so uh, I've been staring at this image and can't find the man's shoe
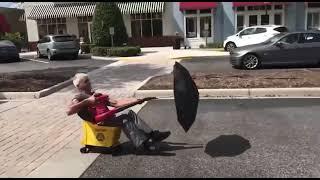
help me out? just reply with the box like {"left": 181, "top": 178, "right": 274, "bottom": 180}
{"left": 149, "top": 130, "right": 171, "bottom": 142}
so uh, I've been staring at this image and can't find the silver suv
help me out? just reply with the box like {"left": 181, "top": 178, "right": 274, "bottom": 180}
{"left": 37, "top": 34, "right": 80, "bottom": 60}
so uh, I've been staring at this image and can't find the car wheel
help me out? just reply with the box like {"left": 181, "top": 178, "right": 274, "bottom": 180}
{"left": 242, "top": 54, "right": 260, "bottom": 70}
{"left": 15, "top": 57, "right": 21, "bottom": 62}
{"left": 226, "top": 42, "right": 236, "bottom": 52}
{"left": 72, "top": 53, "right": 78, "bottom": 60}
{"left": 47, "top": 50, "right": 54, "bottom": 61}
{"left": 37, "top": 49, "right": 43, "bottom": 58}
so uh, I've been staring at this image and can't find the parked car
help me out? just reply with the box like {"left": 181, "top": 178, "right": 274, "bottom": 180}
{"left": 230, "top": 31, "right": 320, "bottom": 70}
{"left": 224, "top": 25, "right": 288, "bottom": 52}
{"left": 37, "top": 34, "right": 80, "bottom": 60}
{"left": 0, "top": 40, "right": 20, "bottom": 63}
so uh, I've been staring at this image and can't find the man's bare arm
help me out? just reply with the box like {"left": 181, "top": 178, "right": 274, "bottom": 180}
{"left": 66, "top": 98, "right": 90, "bottom": 116}
{"left": 108, "top": 98, "right": 139, "bottom": 108}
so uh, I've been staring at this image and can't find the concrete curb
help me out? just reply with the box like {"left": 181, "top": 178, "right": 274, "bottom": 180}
{"left": 91, "top": 56, "right": 119, "bottom": 61}
{"left": 133, "top": 88, "right": 320, "bottom": 99}
{"left": 0, "top": 79, "right": 73, "bottom": 100}
{"left": 0, "top": 60, "right": 124, "bottom": 100}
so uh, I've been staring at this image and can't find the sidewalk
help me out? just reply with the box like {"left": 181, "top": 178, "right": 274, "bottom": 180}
{"left": 0, "top": 54, "right": 173, "bottom": 177}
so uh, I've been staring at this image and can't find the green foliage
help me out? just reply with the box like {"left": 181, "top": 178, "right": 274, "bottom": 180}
{"left": 0, "top": 32, "right": 25, "bottom": 51}
{"left": 92, "top": 2, "right": 128, "bottom": 47}
{"left": 91, "top": 46, "right": 141, "bottom": 57}
{"left": 199, "top": 44, "right": 205, "bottom": 48}
{"left": 80, "top": 43, "right": 95, "bottom": 54}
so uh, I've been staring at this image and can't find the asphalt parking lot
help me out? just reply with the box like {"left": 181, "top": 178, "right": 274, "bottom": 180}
{"left": 81, "top": 98, "right": 320, "bottom": 178}
{"left": 0, "top": 54, "right": 116, "bottom": 73}
{"left": 179, "top": 56, "right": 320, "bottom": 74}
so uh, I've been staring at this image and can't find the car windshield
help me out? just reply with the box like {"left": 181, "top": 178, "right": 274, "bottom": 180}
{"left": 263, "top": 33, "right": 286, "bottom": 44}
{"left": 53, "top": 36, "right": 74, "bottom": 42}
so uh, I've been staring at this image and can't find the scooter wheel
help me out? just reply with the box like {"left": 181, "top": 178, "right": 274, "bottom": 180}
{"left": 80, "top": 147, "right": 90, "bottom": 153}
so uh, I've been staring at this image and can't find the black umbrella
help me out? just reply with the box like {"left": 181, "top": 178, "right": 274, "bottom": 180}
{"left": 173, "top": 61, "right": 199, "bottom": 132}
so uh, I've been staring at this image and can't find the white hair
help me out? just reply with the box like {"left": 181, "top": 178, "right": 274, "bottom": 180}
{"left": 73, "top": 73, "right": 89, "bottom": 88}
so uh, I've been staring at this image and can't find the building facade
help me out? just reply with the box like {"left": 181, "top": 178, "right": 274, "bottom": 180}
{"left": 22, "top": 2, "right": 320, "bottom": 50}
{"left": 0, "top": 7, "right": 26, "bottom": 36}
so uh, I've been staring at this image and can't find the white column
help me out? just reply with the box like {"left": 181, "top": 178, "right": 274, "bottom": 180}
{"left": 197, "top": 10, "right": 200, "bottom": 38}
{"left": 122, "top": 14, "right": 132, "bottom": 37}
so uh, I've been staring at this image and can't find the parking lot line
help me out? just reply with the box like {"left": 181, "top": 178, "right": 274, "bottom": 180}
{"left": 25, "top": 58, "right": 49, "bottom": 64}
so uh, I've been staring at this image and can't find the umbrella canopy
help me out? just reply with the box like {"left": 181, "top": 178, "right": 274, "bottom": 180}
{"left": 173, "top": 62, "right": 199, "bottom": 132}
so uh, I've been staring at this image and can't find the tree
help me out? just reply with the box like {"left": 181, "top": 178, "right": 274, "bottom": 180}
{"left": 92, "top": 2, "right": 128, "bottom": 47}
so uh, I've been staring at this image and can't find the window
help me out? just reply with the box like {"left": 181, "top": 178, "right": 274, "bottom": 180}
{"left": 273, "top": 27, "right": 288, "bottom": 33}
{"left": 200, "top": 16, "right": 211, "bottom": 37}
{"left": 301, "top": 33, "right": 320, "bottom": 43}
{"left": 142, "top": 19, "right": 152, "bottom": 37}
{"left": 152, "top": 19, "right": 162, "bottom": 36}
{"left": 248, "top": 5, "right": 271, "bottom": 11}
{"left": 186, "top": 17, "right": 197, "bottom": 38}
{"left": 261, "top": 15, "right": 269, "bottom": 25}
{"left": 53, "top": 35, "right": 74, "bottom": 42}
{"left": 185, "top": 10, "right": 197, "bottom": 14}
{"left": 237, "top": 15, "right": 244, "bottom": 32}
{"left": 236, "top": 6, "right": 245, "bottom": 11}
{"left": 131, "top": 20, "right": 141, "bottom": 37}
{"left": 239, "top": 28, "right": 256, "bottom": 36}
{"left": 274, "top": 5, "right": 283, "bottom": 10}
{"left": 308, "top": 3, "right": 320, "bottom": 8}
{"left": 249, "top": 15, "right": 257, "bottom": 26}
{"left": 307, "top": 13, "right": 320, "bottom": 30}
{"left": 130, "top": 13, "right": 163, "bottom": 38}
{"left": 77, "top": 16, "right": 93, "bottom": 43}
{"left": 280, "top": 34, "right": 299, "bottom": 44}
{"left": 274, "top": 14, "right": 282, "bottom": 25}
{"left": 37, "top": 18, "right": 67, "bottom": 39}
{"left": 255, "top": 28, "right": 267, "bottom": 34}
{"left": 200, "top": 9, "right": 211, "bottom": 14}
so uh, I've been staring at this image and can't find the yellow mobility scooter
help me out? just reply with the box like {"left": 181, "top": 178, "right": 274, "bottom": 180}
{"left": 78, "top": 97, "right": 157, "bottom": 154}
{"left": 80, "top": 120, "right": 122, "bottom": 154}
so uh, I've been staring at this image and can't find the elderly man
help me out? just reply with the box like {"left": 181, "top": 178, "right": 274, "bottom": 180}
{"left": 66, "top": 73, "right": 171, "bottom": 153}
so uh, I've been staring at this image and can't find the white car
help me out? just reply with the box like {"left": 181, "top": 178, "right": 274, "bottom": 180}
{"left": 223, "top": 25, "right": 288, "bottom": 52}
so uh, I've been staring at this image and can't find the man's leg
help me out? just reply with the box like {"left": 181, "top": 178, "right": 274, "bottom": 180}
{"left": 98, "top": 112, "right": 149, "bottom": 149}
{"left": 127, "top": 110, "right": 171, "bottom": 143}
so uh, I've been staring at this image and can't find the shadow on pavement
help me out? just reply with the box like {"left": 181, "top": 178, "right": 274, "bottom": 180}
{"left": 205, "top": 134, "right": 251, "bottom": 158}
{"left": 91, "top": 141, "right": 203, "bottom": 157}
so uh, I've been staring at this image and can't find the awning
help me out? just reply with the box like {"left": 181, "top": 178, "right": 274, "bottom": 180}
{"left": 117, "top": 2, "right": 164, "bottom": 14}
{"left": 233, "top": 2, "right": 272, "bottom": 7}
{"left": 28, "top": 2, "right": 165, "bottom": 20}
{"left": 179, "top": 2, "right": 218, "bottom": 11}
{"left": 28, "top": 2, "right": 96, "bottom": 19}
{"left": 233, "top": 2, "right": 287, "bottom": 7}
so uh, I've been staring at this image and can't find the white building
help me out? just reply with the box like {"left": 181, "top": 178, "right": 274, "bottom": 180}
{"left": 22, "top": 2, "right": 317, "bottom": 50}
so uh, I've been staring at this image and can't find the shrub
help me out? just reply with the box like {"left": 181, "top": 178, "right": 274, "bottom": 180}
{"left": 92, "top": 2, "right": 128, "bottom": 47}
{"left": 91, "top": 46, "right": 141, "bottom": 57}
{"left": 0, "top": 32, "right": 25, "bottom": 52}
{"left": 206, "top": 42, "right": 223, "bottom": 48}
{"left": 199, "top": 44, "right": 205, "bottom": 48}
{"left": 80, "top": 44, "right": 95, "bottom": 54}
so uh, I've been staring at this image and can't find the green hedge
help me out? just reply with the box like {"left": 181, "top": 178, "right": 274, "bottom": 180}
{"left": 80, "top": 44, "right": 95, "bottom": 54}
{"left": 91, "top": 46, "right": 141, "bottom": 57}
{"left": 0, "top": 32, "right": 25, "bottom": 52}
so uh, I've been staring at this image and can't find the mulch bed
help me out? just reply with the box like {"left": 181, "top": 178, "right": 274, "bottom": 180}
{"left": 0, "top": 67, "right": 98, "bottom": 92}
{"left": 140, "top": 69, "right": 320, "bottom": 90}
